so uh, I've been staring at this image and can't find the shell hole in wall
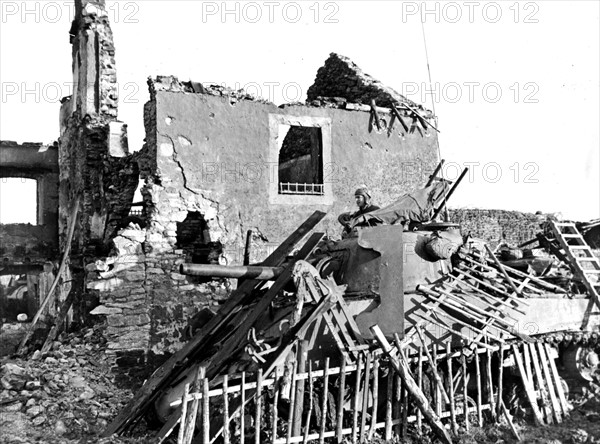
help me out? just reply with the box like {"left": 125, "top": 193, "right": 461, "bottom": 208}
{"left": 176, "top": 212, "right": 223, "bottom": 283}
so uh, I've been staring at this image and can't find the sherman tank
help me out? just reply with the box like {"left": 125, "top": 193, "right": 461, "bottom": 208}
{"left": 152, "top": 216, "right": 599, "bottom": 424}
{"left": 105, "top": 178, "right": 600, "bottom": 442}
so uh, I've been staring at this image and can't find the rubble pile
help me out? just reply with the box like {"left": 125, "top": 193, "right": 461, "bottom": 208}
{"left": 149, "top": 75, "right": 274, "bottom": 105}
{"left": 0, "top": 324, "right": 150, "bottom": 444}
{"left": 86, "top": 219, "right": 229, "bottom": 379}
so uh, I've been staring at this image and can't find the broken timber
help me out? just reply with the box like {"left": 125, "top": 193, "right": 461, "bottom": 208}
{"left": 173, "top": 286, "right": 340, "bottom": 444}
{"left": 372, "top": 325, "right": 453, "bottom": 444}
{"left": 156, "top": 233, "right": 327, "bottom": 442}
{"left": 103, "top": 211, "right": 326, "bottom": 437}
{"left": 17, "top": 195, "right": 80, "bottom": 355}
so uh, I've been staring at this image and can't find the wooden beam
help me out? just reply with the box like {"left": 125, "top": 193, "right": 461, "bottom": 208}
{"left": 336, "top": 355, "right": 347, "bottom": 444}
{"left": 370, "top": 99, "right": 382, "bottom": 131}
{"left": 415, "top": 324, "right": 450, "bottom": 403}
{"left": 205, "top": 235, "right": 325, "bottom": 380}
{"left": 372, "top": 326, "right": 453, "bottom": 444}
{"left": 537, "top": 343, "right": 562, "bottom": 424}
{"left": 511, "top": 344, "right": 544, "bottom": 426}
{"left": 40, "top": 276, "right": 79, "bottom": 353}
{"left": 485, "top": 244, "right": 524, "bottom": 298}
{"left": 501, "top": 400, "right": 521, "bottom": 441}
{"left": 391, "top": 103, "right": 410, "bottom": 133}
{"left": 18, "top": 195, "right": 80, "bottom": 354}
{"left": 544, "top": 343, "right": 570, "bottom": 416}
{"left": 447, "top": 342, "right": 457, "bottom": 434}
{"left": 529, "top": 343, "right": 552, "bottom": 424}
{"left": 103, "top": 211, "right": 326, "bottom": 437}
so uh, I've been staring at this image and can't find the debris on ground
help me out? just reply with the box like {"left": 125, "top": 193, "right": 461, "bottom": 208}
{"left": 0, "top": 323, "right": 153, "bottom": 444}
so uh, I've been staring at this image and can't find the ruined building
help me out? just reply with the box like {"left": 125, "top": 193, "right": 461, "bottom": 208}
{"left": 3, "top": 2, "right": 600, "bottom": 444}
{"left": 1, "top": 0, "right": 440, "bottom": 376}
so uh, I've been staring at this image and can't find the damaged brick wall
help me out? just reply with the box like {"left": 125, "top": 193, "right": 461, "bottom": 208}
{"left": 87, "top": 221, "right": 229, "bottom": 380}
{"left": 56, "top": 0, "right": 140, "bottom": 340}
{"left": 60, "top": 0, "right": 137, "bottom": 258}
{"left": 307, "top": 53, "right": 427, "bottom": 112}
{"left": 69, "top": 0, "right": 118, "bottom": 117}
{"left": 82, "top": 47, "right": 441, "bottom": 378}
{"left": 59, "top": 116, "right": 137, "bottom": 258}
{"left": 142, "top": 74, "right": 439, "bottom": 243}
{"left": 449, "top": 208, "right": 545, "bottom": 247}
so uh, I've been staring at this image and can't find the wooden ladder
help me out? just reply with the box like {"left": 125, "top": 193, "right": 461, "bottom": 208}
{"left": 549, "top": 221, "right": 600, "bottom": 311}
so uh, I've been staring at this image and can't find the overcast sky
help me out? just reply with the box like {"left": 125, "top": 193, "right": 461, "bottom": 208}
{"left": 1, "top": 0, "right": 599, "bottom": 221}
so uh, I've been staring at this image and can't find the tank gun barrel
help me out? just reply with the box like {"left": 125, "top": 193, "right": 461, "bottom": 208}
{"left": 180, "top": 263, "right": 283, "bottom": 280}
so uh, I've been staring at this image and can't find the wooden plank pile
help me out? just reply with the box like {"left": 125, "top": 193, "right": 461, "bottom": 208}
{"left": 405, "top": 245, "right": 567, "bottom": 354}
{"left": 394, "top": 244, "right": 572, "bottom": 440}
{"left": 104, "top": 211, "right": 328, "bottom": 437}
{"left": 104, "top": 211, "right": 368, "bottom": 442}
{"left": 374, "top": 326, "right": 571, "bottom": 443}
{"left": 164, "top": 259, "right": 362, "bottom": 443}
{"left": 172, "top": 342, "right": 517, "bottom": 444}
{"left": 510, "top": 342, "right": 570, "bottom": 426}
{"left": 104, "top": 218, "right": 576, "bottom": 442}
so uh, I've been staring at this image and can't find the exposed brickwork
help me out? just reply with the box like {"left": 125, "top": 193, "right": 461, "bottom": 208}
{"left": 449, "top": 208, "right": 545, "bottom": 248}
{"left": 53, "top": 13, "right": 444, "bottom": 379}
{"left": 307, "top": 53, "right": 431, "bottom": 114}
{"left": 59, "top": 0, "right": 139, "bottom": 259}
{"left": 70, "top": 0, "right": 118, "bottom": 117}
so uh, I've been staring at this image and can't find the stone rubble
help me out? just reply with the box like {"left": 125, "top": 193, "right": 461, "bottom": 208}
{"left": 0, "top": 324, "right": 152, "bottom": 444}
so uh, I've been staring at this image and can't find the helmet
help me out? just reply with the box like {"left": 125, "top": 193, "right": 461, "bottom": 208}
{"left": 354, "top": 187, "right": 371, "bottom": 199}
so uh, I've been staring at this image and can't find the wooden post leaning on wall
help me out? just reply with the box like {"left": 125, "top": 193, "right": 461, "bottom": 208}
{"left": 18, "top": 195, "right": 80, "bottom": 354}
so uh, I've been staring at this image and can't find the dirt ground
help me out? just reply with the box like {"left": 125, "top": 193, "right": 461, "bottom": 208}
{"left": 0, "top": 324, "right": 152, "bottom": 444}
{"left": 1, "top": 324, "right": 599, "bottom": 444}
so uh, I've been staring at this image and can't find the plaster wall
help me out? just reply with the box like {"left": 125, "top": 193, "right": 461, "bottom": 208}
{"left": 87, "top": 86, "right": 439, "bottom": 378}
{"left": 149, "top": 90, "right": 440, "bottom": 261}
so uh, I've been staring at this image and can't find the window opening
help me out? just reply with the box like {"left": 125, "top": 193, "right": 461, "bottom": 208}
{"left": 0, "top": 178, "right": 37, "bottom": 225}
{"left": 278, "top": 126, "right": 324, "bottom": 196}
